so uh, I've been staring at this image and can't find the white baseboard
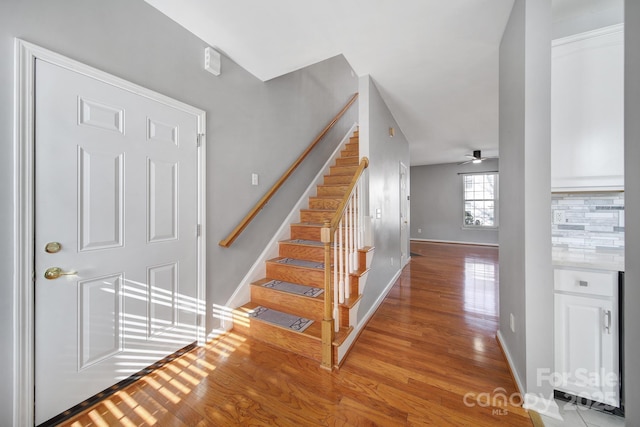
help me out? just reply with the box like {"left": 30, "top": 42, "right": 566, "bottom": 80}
{"left": 497, "top": 331, "right": 561, "bottom": 420}
{"left": 496, "top": 330, "right": 526, "bottom": 395}
{"left": 411, "top": 238, "right": 498, "bottom": 247}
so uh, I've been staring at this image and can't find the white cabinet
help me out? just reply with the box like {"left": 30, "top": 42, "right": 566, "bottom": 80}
{"left": 551, "top": 25, "right": 624, "bottom": 191}
{"left": 554, "top": 267, "right": 619, "bottom": 407}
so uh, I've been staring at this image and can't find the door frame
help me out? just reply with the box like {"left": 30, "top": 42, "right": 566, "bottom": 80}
{"left": 13, "top": 39, "right": 207, "bottom": 425}
{"left": 399, "top": 161, "right": 410, "bottom": 266}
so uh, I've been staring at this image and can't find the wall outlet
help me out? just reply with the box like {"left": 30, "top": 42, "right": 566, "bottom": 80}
{"left": 417, "top": 228, "right": 422, "bottom": 234}
{"left": 553, "top": 210, "right": 566, "bottom": 224}
{"left": 390, "top": 257, "right": 394, "bottom": 267}
{"left": 510, "top": 313, "right": 516, "bottom": 333}
{"left": 251, "top": 173, "right": 259, "bottom": 186}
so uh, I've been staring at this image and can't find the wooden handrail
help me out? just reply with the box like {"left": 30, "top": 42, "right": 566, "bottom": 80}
{"left": 219, "top": 92, "right": 359, "bottom": 247}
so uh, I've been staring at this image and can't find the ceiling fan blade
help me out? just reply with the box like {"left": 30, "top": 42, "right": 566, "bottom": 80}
{"left": 459, "top": 150, "right": 496, "bottom": 165}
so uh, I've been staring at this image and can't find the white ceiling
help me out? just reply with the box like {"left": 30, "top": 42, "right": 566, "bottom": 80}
{"left": 145, "top": 0, "right": 517, "bottom": 166}
{"left": 552, "top": 0, "right": 623, "bottom": 22}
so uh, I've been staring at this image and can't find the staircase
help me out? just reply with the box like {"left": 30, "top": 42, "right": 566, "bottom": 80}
{"left": 232, "top": 130, "right": 374, "bottom": 367}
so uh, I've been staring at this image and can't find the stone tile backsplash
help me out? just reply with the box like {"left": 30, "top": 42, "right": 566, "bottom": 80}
{"left": 552, "top": 192, "right": 625, "bottom": 250}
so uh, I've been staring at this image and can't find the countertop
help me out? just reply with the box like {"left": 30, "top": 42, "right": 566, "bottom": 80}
{"left": 552, "top": 247, "right": 625, "bottom": 272}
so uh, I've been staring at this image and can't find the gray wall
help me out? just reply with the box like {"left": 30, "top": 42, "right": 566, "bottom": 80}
{"left": 410, "top": 160, "right": 499, "bottom": 245}
{"left": 499, "top": 0, "right": 527, "bottom": 386}
{"left": 357, "top": 76, "right": 410, "bottom": 318}
{"left": 624, "top": 0, "right": 640, "bottom": 424}
{"left": 0, "top": 0, "right": 357, "bottom": 423}
{"left": 498, "top": 0, "right": 554, "bottom": 400}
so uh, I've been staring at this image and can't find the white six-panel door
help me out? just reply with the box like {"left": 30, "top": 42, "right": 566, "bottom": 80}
{"left": 400, "top": 162, "right": 409, "bottom": 265}
{"left": 34, "top": 58, "right": 202, "bottom": 424}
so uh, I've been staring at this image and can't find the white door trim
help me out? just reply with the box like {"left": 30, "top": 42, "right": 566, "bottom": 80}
{"left": 13, "top": 39, "right": 207, "bottom": 426}
{"left": 399, "top": 161, "right": 410, "bottom": 266}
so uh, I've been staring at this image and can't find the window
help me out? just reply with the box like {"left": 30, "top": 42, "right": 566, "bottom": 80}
{"left": 463, "top": 173, "right": 498, "bottom": 228}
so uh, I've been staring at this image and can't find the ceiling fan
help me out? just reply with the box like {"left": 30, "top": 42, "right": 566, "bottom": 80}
{"left": 458, "top": 150, "right": 497, "bottom": 165}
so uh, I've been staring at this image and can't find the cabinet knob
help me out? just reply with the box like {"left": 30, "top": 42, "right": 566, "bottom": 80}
{"left": 579, "top": 280, "right": 588, "bottom": 287}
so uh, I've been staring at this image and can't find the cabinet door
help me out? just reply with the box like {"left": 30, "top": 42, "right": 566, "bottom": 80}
{"left": 554, "top": 293, "right": 619, "bottom": 407}
{"left": 551, "top": 26, "right": 624, "bottom": 191}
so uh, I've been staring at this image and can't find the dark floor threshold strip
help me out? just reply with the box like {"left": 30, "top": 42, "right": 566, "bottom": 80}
{"left": 37, "top": 342, "right": 197, "bottom": 427}
{"left": 553, "top": 390, "right": 624, "bottom": 417}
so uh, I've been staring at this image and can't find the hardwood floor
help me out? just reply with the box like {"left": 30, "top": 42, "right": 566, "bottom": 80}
{"left": 59, "top": 241, "right": 532, "bottom": 426}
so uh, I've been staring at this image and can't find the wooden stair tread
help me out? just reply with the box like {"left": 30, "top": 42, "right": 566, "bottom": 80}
{"left": 252, "top": 277, "right": 360, "bottom": 309}
{"left": 250, "top": 280, "right": 324, "bottom": 322}
{"left": 330, "top": 166, "right": 358, "bottom": 173}
{"left": 251, "top": 278, "right": 324, "bottom": 295}
{"left": 333, "top": 326, "right": 354, "bottom": 346}
{"left": 341, "top": 294, "right": 363, "bottom": 309}
{"left": 235, "top": 302, "right": 321, "bottom": 339}
{"left": 278, "top": 239, "right": 324, "bottom": 262}
{"left": 323, "top": 174, "right": 354, "bottom": 184}
{"left": 351, "top": 267, "right": 370, "bottom": 278}
{"left": 291, "top": 222, "right": 358, "bottom": 232}
{"left": 317, "top": 183, "right": 350, "bottom": 188}
{"left": 251, "top": 285, "right": 323, "bottom": 302}
{"left": 281, "top": 239, "right": 324, "bottom": 247}
{"left": 237, "top": 302, "right": 353, "bottom": 349}
{"left": 300, "top": 208, "right": 335, "bottom": 213}
{"left": 281, "top": 239, "right": 374, "bottom": 250}
{"left": 266, "top": 257, "right": 324, "bottom": 270}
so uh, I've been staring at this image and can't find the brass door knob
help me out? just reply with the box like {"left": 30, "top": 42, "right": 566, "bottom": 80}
{"left": 45, "top": 242, "right": 62, "bottom": 253}
{"left": 44, "top": 267, "right": 77, "bottom": 280}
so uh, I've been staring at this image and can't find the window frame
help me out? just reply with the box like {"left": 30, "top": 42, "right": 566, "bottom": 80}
{"left": 462, "top": 172, "right": 499, "bottom": 230}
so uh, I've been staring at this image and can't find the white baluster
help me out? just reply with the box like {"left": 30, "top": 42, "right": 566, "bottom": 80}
{"left": 338, "top": 219, "right": 345, "bottom": 304}
{"left": 333, "top": 229, "right": 339, "bottom": 333}
{"left": 350, "top": 193, "right": 356, "bottom": 272}
{"left": 347, "top": 195, "right": 351, "bottom": 274}
{"left": 360, "top": 178, "right": 364, "bottom": 248}
{"left": 354, "top": 185, "right": 360, "bottom": 271}
{"left": 345, "top": 201, "right": 351, "bottom": 299}
{"left": 357, "top": 178, "right": 363, "bottom": 249}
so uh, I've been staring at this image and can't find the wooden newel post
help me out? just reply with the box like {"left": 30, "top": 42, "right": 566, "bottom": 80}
{"left": 320, "top": 221, "right": 334, "bottom": 370}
